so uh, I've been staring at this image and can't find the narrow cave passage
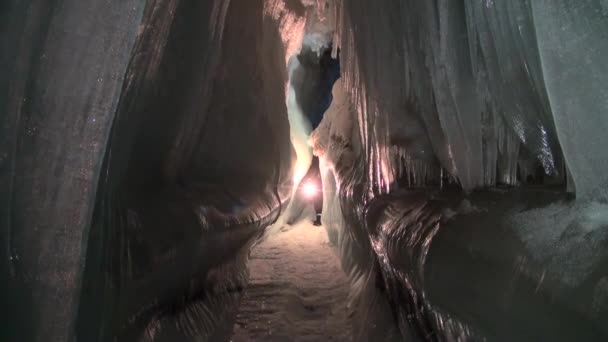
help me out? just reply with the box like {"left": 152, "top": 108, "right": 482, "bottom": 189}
{"left": 231, "top": 42, "right": 345, "bottom": 342}
{"left": 232, "top": 221, "right": 351, "bottom": 342}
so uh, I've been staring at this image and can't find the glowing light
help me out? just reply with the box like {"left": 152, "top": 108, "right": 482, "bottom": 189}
{"left": 302, "top": 181, "right": 318, "bottom": 198}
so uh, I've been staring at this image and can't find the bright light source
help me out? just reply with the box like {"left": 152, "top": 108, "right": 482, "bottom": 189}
{"left": 302, "top": 181, "right": 318, "bottom": 198}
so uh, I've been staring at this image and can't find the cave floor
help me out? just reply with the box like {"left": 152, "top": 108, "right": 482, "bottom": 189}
{"left": 231, "top": 221, "right": 352, "bottom": 342}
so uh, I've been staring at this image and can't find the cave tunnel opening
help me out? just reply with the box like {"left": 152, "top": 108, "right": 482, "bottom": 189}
{"left": 293, "top": 46, "right": 341, "bottom": 131}
{"left": 285, "top": 44, "right": 341, "bottom": 226}
{"left": 230, "top": 41, "right": 351, "bottom": 337}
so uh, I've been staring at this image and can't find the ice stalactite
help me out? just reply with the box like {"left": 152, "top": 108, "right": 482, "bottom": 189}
{"left": 322, "top": 0, "right": 571, "bottom": 194}
{"left": 264, "top": 0, "right": 308, "bottom": 65}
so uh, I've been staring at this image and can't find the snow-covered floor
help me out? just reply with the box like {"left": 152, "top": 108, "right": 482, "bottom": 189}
{"left": 231, "top": 221, "right": 352, "bottom": 342}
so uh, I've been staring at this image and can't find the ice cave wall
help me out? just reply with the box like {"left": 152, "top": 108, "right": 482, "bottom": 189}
{"left": 311, "top": 0, "right": 608, "bottom": 340}
{"left": 1, "top": 1, "right": 145, "bottom": 340}
{"left": 1, "top": 0, "right": 308, "bottom": 341}
{"left": 321, "top": 0, "right": 607, "bottom": 198}
{"left": 77, "top": 1, "right": 302, "bottom": 340}
{"left": 532, "top": 0, "right": 608, "bottom": 200}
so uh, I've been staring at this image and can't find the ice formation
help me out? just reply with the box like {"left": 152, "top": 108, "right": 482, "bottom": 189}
{"left": 1, "top": 0, "right": 607, "bottom": 341}
{"left": 310, "top": 0, "right": 608, "bottom": 340}
{"left": 2, "top": 0, "right": 306, "bottom": 340}
{"left": 319, "top": 0, "right": 570, "bottom": 194}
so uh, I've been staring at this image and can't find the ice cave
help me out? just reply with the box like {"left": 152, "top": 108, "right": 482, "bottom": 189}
{"left": 1, "top": 0, "right": 608, "bottom": 341}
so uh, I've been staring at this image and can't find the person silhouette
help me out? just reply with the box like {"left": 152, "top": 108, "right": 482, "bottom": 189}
{"left": 301, "top": 156, "right": 323, "bottom": 226}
